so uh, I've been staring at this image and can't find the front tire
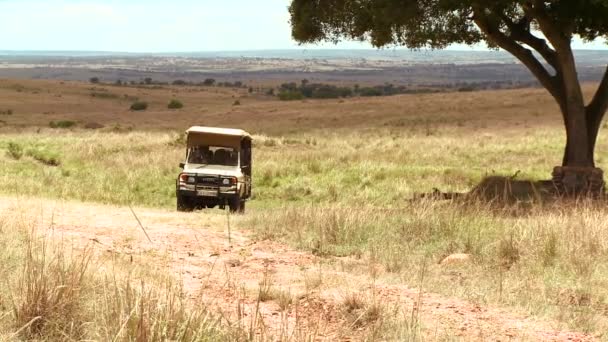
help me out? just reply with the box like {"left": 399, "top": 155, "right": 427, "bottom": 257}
{"left": 177, "top": 193, "right": 194, "bottom": 212}
{"left": 228, "top": 198, "right": 245, "bottom": 214}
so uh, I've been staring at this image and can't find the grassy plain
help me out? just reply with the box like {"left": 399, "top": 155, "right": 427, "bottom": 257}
{"left": 2, "top": 79, "right": 608, "bottom": 338}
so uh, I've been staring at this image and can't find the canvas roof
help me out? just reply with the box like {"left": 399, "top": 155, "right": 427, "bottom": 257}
{"left": 186, "top": 126, "right": 251, "bottom": 139}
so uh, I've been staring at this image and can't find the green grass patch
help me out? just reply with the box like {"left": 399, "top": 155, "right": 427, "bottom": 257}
{"left": 168, "top": 99, "right": 184, "bottom": 109}
{"left": 26, "top": 146, "right": 61, "bottom": 166}
{"left": 49, "top": 120, "right": 76, "bottom": 129}
{"left": 90, "top": 91, "right": 119, "bottom": 99}
{"left": 130, "top": 101, "right": 149, "bottom": 111}
{"left": 6, "top": 142, "right": 23, "bottom": 160}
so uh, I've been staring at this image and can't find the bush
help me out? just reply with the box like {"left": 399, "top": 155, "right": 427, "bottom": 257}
{"left": 233, "top": 100, "right": 241, "bottom": 106}
{"left": 84, "top": 122, "right": 104, "bottom": 130}
{"left": 27, "top": 147, "right": 61, "bottom": 166}
{"left": 6, "top": 142, "right": 23, "bottom": 160}
{"left": 0, "top": 109, "right": 13, "bottom": 115}
{"left": 359, "top": 87, "right": 384, "bottom": 97}
{"left": 203, "top": 78, "right": 216, "bottom": 86}
{"left": 130, "top": 101, "right": 148, "bottom": 111}
{"left": 89, "top": 77, "right": 100, "bottom": 84}
{"left": 172, "top": 80, "right": 188, "bottom": 86}
{"left": 278, "top": 90, "right": 304, "bottom": 101}
{"left": 49, "top": 120, "right": 76, "bottom": 129}
{"left": 90, "top": 92, "right": 118, "bottom": 99}
{"left": 167, "top": 99, "right": 184, "bottom": 109}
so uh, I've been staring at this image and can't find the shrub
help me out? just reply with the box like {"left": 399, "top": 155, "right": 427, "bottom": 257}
{"left": 130, "top": 101, "right": 148, "bottom": 111}
{"left": 84, "top": 122, "right": 104, "bottom": 130}
{"left": 359, "top": 87, "right": 384, "bottom": 97}
{"left": 203, "top": 78, "right": 216, "bottom": 86}
{"left": 167, "top": 99, "right": 184, "bottom": 109}
{"left": 0, "top": 109, "right": 13, "bottom": 115}
{"left": 27, "top": 147, "right": 61, "bottom": 166}
{"left": 278, "top": 90, "right": 304, "bottom": 101}
{"left": 90, "top": 92, "right": 118, "bottom": 99}
{"left": 89, "top": 77, "right": 100, "bottom": 84}
{"left": 6, "top": 142, "right": 23, "bottom": 160}
{"left": 172, "top": 80, "right": 188, "bottom": 86}
{"left": 233, "top": 100, "right": 241, "bottom": 106}
{"left": 49, "top": 120, "right": 76, "bottom": 129}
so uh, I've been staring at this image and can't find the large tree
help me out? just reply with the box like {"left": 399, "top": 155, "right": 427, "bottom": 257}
{"left": 289, "top": 0, "right": 608, "bottom": 181}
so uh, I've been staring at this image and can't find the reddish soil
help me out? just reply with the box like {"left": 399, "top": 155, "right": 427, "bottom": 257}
{"left": 0, "top": 196, "right": 596, "bottom": 341}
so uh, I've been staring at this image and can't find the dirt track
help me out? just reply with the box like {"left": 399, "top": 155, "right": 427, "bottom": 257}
{"left": 0, "top": 196, "right": 596, "bottom": 341}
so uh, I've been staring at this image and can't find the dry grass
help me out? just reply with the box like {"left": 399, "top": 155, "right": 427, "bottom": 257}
{"left": 0, "top": 212, "right": 224, "bottom": 341}
{"left": 2, "top": 78, "right": 608, "bottom": 338}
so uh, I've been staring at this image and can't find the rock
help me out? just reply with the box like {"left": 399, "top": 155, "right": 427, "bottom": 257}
{"left": 224, "top": 258, "right": 241, "bottom": 267}
{"left": 440, "top": 253, "right": 472, "bottom": 265}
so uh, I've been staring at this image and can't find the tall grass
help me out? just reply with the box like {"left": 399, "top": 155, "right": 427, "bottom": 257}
{"left": 0, "top": 127, "right": 584, "bottom": 208}
{"left": 241, "top": 200, "right": 608, "bottom": 335}
{"left": 0, "top": 212, "right": 225, "bottom": 341}
{"left": 2, "top": 126, "right": 608, "bottom": 336}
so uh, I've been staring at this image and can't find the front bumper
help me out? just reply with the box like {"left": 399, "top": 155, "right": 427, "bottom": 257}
{"left": 177, "top": 185, "right": 239, "bottom": 199}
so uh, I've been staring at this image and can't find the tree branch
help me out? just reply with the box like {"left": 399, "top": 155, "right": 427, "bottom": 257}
{"left": 587, "top": 65, "right": 608, "bottom": 118}
{"left": 497, "top": 12, "right": 559, "bottom": 72}
{"left": 522, "top": 1, "right": 571, "bottom": 52}
{"left": 473, "top": 11, "right": 562, "bottom": 101}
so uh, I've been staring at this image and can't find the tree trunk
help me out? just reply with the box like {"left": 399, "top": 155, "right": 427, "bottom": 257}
{"left": 561, "top": 101, "right": 594, "bottom": 167}
{"left": 557, "top": 45, "right": 594, "bottom": 168}
{"left": 553, "top": 49, "right": 605, "bottom": 196}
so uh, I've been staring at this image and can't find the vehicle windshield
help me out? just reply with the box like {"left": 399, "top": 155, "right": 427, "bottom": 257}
{"left": 187, "top": 145, "right": 239, "bottom": 166}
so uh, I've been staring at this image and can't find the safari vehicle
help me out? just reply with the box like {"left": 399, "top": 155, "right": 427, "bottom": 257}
{"left": 176, "top": 126, "right": 252, "bottom": 213}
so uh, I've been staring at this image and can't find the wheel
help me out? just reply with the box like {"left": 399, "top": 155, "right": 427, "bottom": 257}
{"left": 177, "top": 193, "right": 194, "bottom": 212}
{"left": 228, "top": 198, "right": 245, "bottom": 214}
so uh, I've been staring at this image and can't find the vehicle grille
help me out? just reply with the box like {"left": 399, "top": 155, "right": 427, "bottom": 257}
{"left": 197, "top": 176, "right": 219, "bottom": 186}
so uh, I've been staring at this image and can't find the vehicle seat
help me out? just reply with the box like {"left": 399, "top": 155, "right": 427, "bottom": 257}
{"left": 214, "top": 149, "right": 229, "bottom": 165}
{"left": 227, "top": 151, "right": 238, "bottom": 165}
{"left": 204, "top": 150, "right": 214, "bottom": 163}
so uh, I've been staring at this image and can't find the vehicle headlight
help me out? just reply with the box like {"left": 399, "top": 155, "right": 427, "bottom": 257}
{"left": 222, "top": 178, "right": 230, "bottom": 185}
{"left": 179, "top": 173, "right": 196, "bottom": 183}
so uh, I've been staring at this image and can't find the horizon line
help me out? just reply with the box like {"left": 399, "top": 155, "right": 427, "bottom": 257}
{"left": 1, "top": 48, "right": 607, "bottom": 55}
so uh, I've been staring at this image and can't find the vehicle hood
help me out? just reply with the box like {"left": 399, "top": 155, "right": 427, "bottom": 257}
{"left": 183, "top": 164, "right": 242, "bottom": 177}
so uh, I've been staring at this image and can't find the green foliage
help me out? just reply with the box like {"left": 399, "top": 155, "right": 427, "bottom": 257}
{"left": 6, "top": 142, "right": 23, "bottom": 160}
{"left": 130, "top": 101, "right": 149, "bottom": 111}
{"left": 90, "top": 92, "right": 118, "bottom": 99}
{"left": 49, "top": 120, "right": 76, "bottom": 129}
{"left": 27, "top": 147, "right": 61, "bottom": 166}
{"left": 289, "top": 1, "right": 608, "bottom": 48}
{"left": 278, "top": 90, "right": 304, "bottom": 101}
{"left": 168, "top": 99, "right": 184, "bottom": 109}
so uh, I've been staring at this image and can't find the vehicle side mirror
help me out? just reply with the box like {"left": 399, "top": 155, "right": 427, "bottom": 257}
{"left": 179, "top": 162, "right": 185, "bottom": 168}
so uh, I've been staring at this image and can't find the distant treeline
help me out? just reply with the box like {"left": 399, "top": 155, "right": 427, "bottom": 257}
{"left": 276, "top": 79, "right": 540, "bottom": 101}
{"left": 90, "top": 76, "right": 248, "bottom": 89}
{"left": 88, "top": 76, "right": 540, "bottom": 100}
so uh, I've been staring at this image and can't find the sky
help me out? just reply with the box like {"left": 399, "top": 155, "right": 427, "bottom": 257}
{"left": 0, "top": 0, "right": 606, "bottom": 52}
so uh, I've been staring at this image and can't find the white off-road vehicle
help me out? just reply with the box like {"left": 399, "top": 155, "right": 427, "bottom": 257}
{"left": 176, "top": 126, "right": 252, "bottom": 213}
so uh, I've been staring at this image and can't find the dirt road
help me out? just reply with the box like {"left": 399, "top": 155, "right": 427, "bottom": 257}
{"left": 0, "top": 196, "right": 596, "bottom": 341}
